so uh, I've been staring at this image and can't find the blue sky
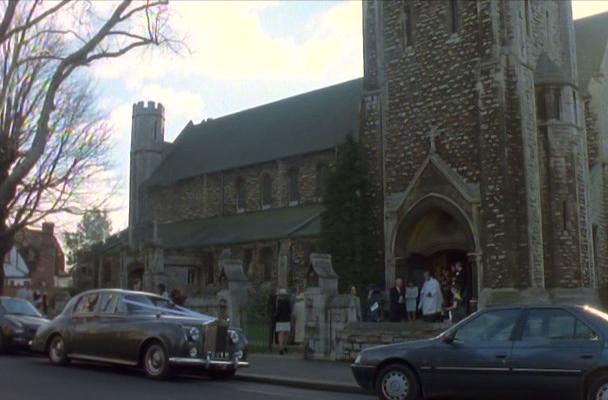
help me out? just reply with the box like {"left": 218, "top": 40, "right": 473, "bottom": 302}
{"left": 74, "top": 0, "right": 608, "bottom": 234}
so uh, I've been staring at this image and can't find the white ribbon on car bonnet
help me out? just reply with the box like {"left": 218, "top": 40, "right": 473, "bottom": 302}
{"left": 122, "top": 299, "right": 216, "bottom": 323}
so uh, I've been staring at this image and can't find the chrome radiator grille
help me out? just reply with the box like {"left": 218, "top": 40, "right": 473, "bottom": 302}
{"left": 203, "top": 323, "right": 229, "bottom": 355}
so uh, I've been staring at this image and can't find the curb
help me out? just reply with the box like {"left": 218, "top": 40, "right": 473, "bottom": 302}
{"left": 235, "top": 373, "right": 363, "bottom": 394}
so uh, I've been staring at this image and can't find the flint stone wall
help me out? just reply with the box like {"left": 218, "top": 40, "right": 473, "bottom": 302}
{"left": 336, "top": 321, "right": 447, "bottom": 362}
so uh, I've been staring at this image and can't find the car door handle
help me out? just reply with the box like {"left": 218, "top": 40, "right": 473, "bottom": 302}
{"left": 581, "top": 354, "right": 594, "bottom": 359}
{"left": 495, "top": 353, "right": 508, "bottom": 359}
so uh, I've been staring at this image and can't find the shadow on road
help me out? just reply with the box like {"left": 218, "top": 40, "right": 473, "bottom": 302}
{"left": 6, "top": 352, "right": 213, "bottom": 384}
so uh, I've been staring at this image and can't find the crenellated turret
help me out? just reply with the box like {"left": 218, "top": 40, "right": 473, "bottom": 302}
{"left": 129, "top": 101, "right": 165, "bottom": 230}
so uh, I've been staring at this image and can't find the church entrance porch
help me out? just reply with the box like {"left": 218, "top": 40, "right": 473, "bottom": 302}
{"left": 392, "top": 197, "right": 479, "bottom": 316}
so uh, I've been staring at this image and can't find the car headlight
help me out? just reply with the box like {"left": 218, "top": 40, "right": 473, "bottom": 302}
{"left": 228, "top": 329, "right": 240, "bottom": 344}
{"left": 184, "top": 327, "right": 201, "bottom": 342}
{"left": 354, "top": 354, "right": 362, "bottom": 364}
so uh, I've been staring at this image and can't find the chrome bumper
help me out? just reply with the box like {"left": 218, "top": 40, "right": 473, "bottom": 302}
{"left": 169, "top": 355, "right": 249, "bottom": 369}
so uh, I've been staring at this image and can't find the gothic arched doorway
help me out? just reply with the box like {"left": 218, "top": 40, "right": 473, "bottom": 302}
{"left": 393, "top": 195, "right": 478, "bottom": 310}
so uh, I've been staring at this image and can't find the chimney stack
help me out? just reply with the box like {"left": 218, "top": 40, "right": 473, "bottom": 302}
{"left": 42, "top": 222, "right": 54, "bottom": 236}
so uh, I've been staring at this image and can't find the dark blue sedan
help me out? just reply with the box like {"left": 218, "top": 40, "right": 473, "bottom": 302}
{"left": 352, "top": 305, "right": 608, "bottom": 400}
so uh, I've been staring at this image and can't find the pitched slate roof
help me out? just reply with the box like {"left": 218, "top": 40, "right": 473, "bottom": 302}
{"left": 147, "top": 79, "right": 363, "bottom": 186}
{"left": 158, "top": 205, "right": 323, "bottom": 249}
{"left": 96, "top": 205, "right": 323, "bottom": 253}
{"left": 575, "top": 12, "right": 608, "bottom": 91}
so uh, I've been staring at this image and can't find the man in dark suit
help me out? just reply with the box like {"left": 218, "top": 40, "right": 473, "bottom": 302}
{"left": 389, "top": 278, "right": 406, "bottom": 322}
{"left": 267, "top": 291, "right": 277, "bottom": 350}
{"left": 452, "top": 262, "right": 468, "bottom": 313}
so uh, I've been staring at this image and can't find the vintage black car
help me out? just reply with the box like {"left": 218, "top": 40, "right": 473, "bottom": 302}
{"left": 352, "top": 305, "right": 608, "bottom": 400}
{"left": 0, "top": 296, "right": 48, "bottom": 353}
{"left": 31, "top": 289, "right": 248, "bottom": 379}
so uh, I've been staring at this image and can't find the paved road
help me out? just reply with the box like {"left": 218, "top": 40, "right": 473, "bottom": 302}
{"left": 0, "top": 354, "right": 374, "bottom": 400}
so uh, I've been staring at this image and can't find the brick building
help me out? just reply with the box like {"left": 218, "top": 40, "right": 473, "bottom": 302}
{"left": 3, "top": 222, "right": 69, "bottom": 296}
{"left": 84, "top": 1, "right": 608, "bottom": 307}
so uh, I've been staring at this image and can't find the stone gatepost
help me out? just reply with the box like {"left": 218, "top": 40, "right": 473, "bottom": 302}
{"left": 304, "top": 253, "right": 338, "bottom": 360}
{"left": 143, "top": 244, "right": 166, "bottom": 292}
{"left": 217, "top": 259, "right": 250, "bottom": 328}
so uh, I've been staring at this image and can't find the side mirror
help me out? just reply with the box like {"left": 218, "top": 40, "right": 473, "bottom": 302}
{"left": 442, "top": 333, "right": 455, "bottom": 344}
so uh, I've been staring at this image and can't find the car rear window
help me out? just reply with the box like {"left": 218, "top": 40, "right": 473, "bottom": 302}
{"left": 522, "top": 309, "right": 599, "bottom": 341}
{"left": 73, "top": 294, "right": 99, "bottom": 314}
{"left": 122, "top": 294, "right": 176, "bottom": 314}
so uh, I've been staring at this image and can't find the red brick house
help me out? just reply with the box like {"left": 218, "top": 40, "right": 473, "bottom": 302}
{"left": 3, "top": 222, "right": 69, "bottom": 296}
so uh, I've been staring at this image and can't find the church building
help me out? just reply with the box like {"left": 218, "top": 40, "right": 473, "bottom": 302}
{"left": 80, "top": 1, "right": 608, "bottom": 307}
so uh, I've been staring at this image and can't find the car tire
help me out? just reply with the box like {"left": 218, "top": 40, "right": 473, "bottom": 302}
{"left": 48, "top": 335, "right": 69, "bottom": 366}
{"left": 375, "top": 363, "right": 420, "bottom": 400}
{"left": 208, "top": 369, "right": 236, "bottom": 380}
{"left": 0, "top": 334, "right": 6, "bottom": 355}
{"left": 142, "top": 342, "right": 173, "bottom": 380}
{"left": 587, "top": 375, "right": 608, "bottom": 400}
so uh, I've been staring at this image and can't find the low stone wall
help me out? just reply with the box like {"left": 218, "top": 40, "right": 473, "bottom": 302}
{"left": 335, "top": 321, "right": 448, "bottom": 361}
{"left": 185, "top": 295, "right": 221, "bottom": 317}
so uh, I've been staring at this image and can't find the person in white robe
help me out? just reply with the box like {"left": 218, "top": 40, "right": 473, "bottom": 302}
{"left": 418, "top": 271, "right": 444, "bottom": 322}
{"left": 291, "top": 292, "right": 306, "bottom": 345}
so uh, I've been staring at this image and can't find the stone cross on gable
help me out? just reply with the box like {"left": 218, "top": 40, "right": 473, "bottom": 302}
{"left": 427, "top": 126, "right": 441, "bottom": 154}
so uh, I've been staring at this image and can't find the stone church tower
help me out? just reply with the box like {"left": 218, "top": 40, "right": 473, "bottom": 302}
{"left": 129, "top": 101, "right": 165, "bottom": 229}
{"left": 361, "top": 0, "right": 601, "bottom": 306}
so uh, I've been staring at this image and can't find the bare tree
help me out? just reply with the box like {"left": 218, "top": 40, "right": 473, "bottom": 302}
{"left": 0, "top": 0, "right": 175, "bottom": 294}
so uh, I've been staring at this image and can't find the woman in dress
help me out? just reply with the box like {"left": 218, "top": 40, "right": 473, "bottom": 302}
{"left": 351, "top": 286, "right": 362, "bottom": 322}
{"left": 405, "top": 280, "right": 419, "bottom": 321}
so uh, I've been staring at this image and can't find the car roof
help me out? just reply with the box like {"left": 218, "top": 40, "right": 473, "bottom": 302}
{"left": 76, "top": 288, "right": 164, "bottom": 299}
{"left": 483, "top": 304, "right": 590, "bottom": 312}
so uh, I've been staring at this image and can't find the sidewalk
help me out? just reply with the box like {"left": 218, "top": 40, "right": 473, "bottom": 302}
{"left": 236, "top": 353, "right": 362, "bottom": 393}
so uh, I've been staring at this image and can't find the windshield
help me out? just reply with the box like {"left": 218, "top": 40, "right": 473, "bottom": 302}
{"left": 0, "top": 298, "right": 41, "bottom": 317}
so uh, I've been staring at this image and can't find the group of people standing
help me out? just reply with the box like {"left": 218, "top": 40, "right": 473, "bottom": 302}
{"left": 156, "top": 283, "right": 187, "bottom": 306}
{"left": 16, "top": 281, "right": 48, "bottom": 315}
{"left": 388, "top": 261, "right": 468, "bottom": 324}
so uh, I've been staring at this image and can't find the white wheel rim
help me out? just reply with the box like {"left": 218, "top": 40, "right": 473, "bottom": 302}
{"left": 381, "top": 370, "right": 410, "bottom": 400}
{"left": 145, "top": 346, "right": 165, "bottom": 376}
{"left": 596, "top": 383, "right": 608, "bottom": 400}
{"left": 50, "top": 338, "right": 64, "bottom": 362}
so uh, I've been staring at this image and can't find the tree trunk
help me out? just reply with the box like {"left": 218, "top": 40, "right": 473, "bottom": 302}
{"left": 0, "top": 218, "right": 14, "bottom": 296}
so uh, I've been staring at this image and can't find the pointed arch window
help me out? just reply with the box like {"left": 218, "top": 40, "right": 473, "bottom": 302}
{"left": 261, "top": 173, "right": 273, "bottom": 208}
{"left": 235, "top": 176, "right": 246, "bottom": 212}
{"left": 203, "top": 252, "right": 214, "bottom": 285}
{"left": 573, "top": 91, "right": 578, "bottom": 124}
{"left": 535, "top": 87, "right": 561, "bottom": 121}
{"left": 446, "top": 0, "right": 461, "bottom": 34}
{"left": 401, "top": 3, "right": 414, "bottom": 48}
{"left": 550, "top": 88, "right": 561, "bottom": 119}
{"left": 288, "top": 167, "right": 300, "bottom": 205}
{"left": 316, "top": 163, "right": 329, "bottom": 198}
{"left": 260, "top": 247, "right": 273, "bottom": 282}
{"left": 524, "top": 0, "right": 530, "bottom": 36}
